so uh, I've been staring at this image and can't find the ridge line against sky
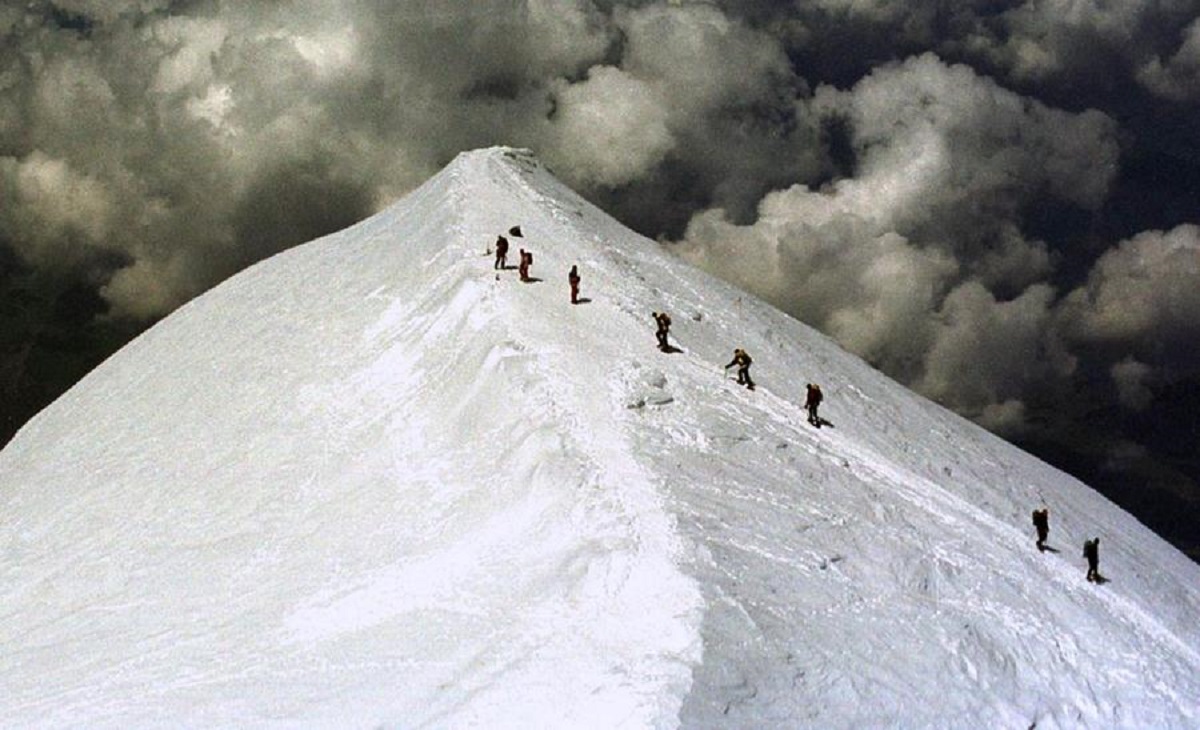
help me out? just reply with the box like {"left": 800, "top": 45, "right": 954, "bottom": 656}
{"left": 1, "top": 0, "right": 1198, "bottom": 558}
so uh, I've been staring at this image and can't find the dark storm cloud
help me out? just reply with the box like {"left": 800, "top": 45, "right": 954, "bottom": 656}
{"left": 1061, "top": 224, "right": 1200, "bottom": 371}
{"left": 727, "top": 0, "right": 1200, "bottom": 98}
{"left": 1139, "top": 18, "right": 1200, "bottom": 101}
{"left": 678, "top": 53, "right": 1116, "bottom": 429}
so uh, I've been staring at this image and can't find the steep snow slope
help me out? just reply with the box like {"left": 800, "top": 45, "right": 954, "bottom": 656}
{"left": 2, "top": 148, "right": 1199, "bottom": 728}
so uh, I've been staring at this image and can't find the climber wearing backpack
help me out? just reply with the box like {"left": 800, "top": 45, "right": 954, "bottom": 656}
{"left": 653, "top": 311, "right": 672, "bottom": 351}
{"left": 725, "top": 348, "right": 754, "bottom": 390}
{"left": 519, "top": 249, "right": 533, "bottom": 282}
{"left": 1032, "top": 508, "right": 1050, "bottom": 552}
{"left": 805, "top": 383, "right": 824, "bottom": 426}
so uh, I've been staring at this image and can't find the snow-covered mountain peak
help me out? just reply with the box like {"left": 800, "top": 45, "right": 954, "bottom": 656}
{"left": 3, "top": 148, "right": 1200, "bottom": 728}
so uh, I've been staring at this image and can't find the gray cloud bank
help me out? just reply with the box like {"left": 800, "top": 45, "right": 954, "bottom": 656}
{"left": 2, "top": 1, "right": 1200, "bottom": 549}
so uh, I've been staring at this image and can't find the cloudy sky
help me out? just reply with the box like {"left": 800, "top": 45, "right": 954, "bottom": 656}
{"left": 2, "top": 0, "right": 1198, "bottom": 558}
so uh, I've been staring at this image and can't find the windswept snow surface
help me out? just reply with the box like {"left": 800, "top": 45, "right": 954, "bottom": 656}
{"left": 2, "top": 148, "right": 1199, "bottom": 728}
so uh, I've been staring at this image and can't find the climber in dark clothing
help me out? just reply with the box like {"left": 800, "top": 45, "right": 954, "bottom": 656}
{"left": 805, "top": 383, "right": 824, "bottom": 426}
{"left": 653, "top": 311, "right": 672, "bottom": 351}
{"left": 1084, "top": 538, "right": 1101, "bottom": 582}
{"left": 1032, "top": 508, "right": 1050, "bottom": 552}
{"left": 725, "top": 348, "right": 754, "bottom": 390}
{"left": 569, "top": 265, "right": 581, "bottom": 304}
{"left": 519, "top": 249, "right": 533, "bottom": 282}
{"left": 494, "top": 235, "right": 509, "bottom": 270}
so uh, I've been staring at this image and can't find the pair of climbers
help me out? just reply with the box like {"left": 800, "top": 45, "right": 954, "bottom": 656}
{"left": 496, "top": 236, "right": 534, "bottom": 283}
{"left": 495, "top": 227, "right": 540, "bottom": 284}
{"left": 725, "top": 344, "right": 825, "bottom": 426}
{"left": 1030, "top": 508, "right": 1105, "bottom": 583}
{"left": 650, "top": 310, "right": 751, "bottom": 385}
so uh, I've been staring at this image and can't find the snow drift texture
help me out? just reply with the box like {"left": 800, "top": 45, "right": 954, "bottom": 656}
{"left": 2, "top": 148, "right": 1199, "bottom": 728}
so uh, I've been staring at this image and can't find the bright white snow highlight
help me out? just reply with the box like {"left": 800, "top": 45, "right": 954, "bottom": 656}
{"left": 2, "top": 148, "right": 1199, "bottom": 728}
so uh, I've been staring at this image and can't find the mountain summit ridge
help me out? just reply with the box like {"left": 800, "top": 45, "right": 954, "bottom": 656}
{"left": 2, "top": 147, "right": 1199, "bottom": 728}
